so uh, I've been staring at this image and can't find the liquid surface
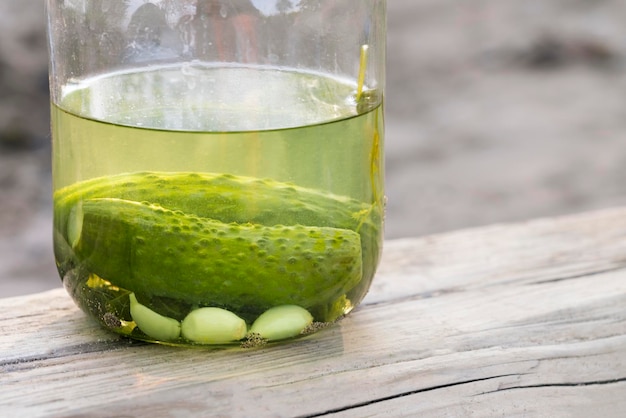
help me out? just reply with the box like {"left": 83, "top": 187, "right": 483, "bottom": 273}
{"left": 61, "top": 63, "right": 361, "bottom": 131}
{"left": 52, "top": 64, "right": 384, "bottom": 346}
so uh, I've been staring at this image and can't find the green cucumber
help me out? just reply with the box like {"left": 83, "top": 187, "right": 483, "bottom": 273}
{"left": 72, "top": 198, "right": 363, "bottom": 313}
{"left": 55, "top": 171, "right": 377, "bottom": 228}
{"left": 54, "top": 171, "right": 382, "bottom": 280}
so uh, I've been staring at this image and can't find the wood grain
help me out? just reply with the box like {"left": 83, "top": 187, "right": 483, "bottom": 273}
{"left": 2, "top": 208, "right": 626, "bottom": 417}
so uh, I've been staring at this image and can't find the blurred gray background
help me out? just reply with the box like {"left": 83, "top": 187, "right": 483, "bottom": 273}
{"left": 2, "top": 0, "right": 626, "bottom": 297}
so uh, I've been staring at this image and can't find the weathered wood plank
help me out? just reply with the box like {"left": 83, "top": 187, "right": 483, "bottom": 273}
{"left": 1, "top": 208, "right": 626, "bottom": 417}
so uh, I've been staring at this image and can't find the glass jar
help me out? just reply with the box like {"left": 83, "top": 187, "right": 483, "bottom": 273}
{"left": 47, "top": 0, "right": 386, "bottom": 347}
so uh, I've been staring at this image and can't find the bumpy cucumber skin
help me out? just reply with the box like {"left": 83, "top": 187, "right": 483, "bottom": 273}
{"left": 73, "top": 198, "right": 363, "bottom": 313}
{"left": 54, "top": 171, "right": 381, "bottom": 283}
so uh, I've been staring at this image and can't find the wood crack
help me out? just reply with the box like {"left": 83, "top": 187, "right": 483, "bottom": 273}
{"left": 298, "top": 374, "right": 519, "bottom": 418}
{"left": 481, "top": 377, "right": 626, "bottom": 395}
{"left": 531, "top": 265, "right": 626, "bottom": 285}
{"left": 361, "top": 287, "right": 463, "bottom": 307}
{"left": 0, "top": 339, "right": 143, "bottom": 371}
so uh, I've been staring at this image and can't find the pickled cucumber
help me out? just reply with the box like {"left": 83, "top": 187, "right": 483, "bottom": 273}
{"left": 71, "top": 198, "right": 363, "bottom": 313}
{"left": 54, "top": 171, "right": 381, "bottom": 281}
{"left": 55, "top": 171, "right": 375, "bottom": 228}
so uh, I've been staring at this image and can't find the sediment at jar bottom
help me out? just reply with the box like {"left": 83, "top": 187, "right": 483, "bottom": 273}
{"left": 54, "top": 171, "right": 382, "bottom": 284}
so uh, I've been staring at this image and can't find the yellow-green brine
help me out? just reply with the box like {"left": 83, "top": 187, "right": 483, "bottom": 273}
{"left": 52, "top": 64, "right": 384, "bottom": 346}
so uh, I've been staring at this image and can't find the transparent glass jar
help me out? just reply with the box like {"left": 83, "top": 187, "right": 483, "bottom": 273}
{"left": 47, "top": 0, "right": 386, "bottom": 347}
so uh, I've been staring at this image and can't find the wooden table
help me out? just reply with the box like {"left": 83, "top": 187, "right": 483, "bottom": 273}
{"left": 2, "top": 208, "right": 625, "bottom": 417}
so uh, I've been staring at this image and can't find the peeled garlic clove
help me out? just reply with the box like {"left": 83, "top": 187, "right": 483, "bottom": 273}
{"left": 67, "top": 202, "right": 83, "bottom": 249}
{"left": 249, "top": 305, "right": 313, "bottom": 341}
{"left": 129, "top": 293, "right": 181, "bottom": 341}
{"left": 181, "top": 307, "right": 247, "bottom": 344}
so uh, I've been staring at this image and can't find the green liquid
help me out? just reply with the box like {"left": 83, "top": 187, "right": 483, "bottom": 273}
{"left": 52, "top": 64, "right": 384, "bottom": 346}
